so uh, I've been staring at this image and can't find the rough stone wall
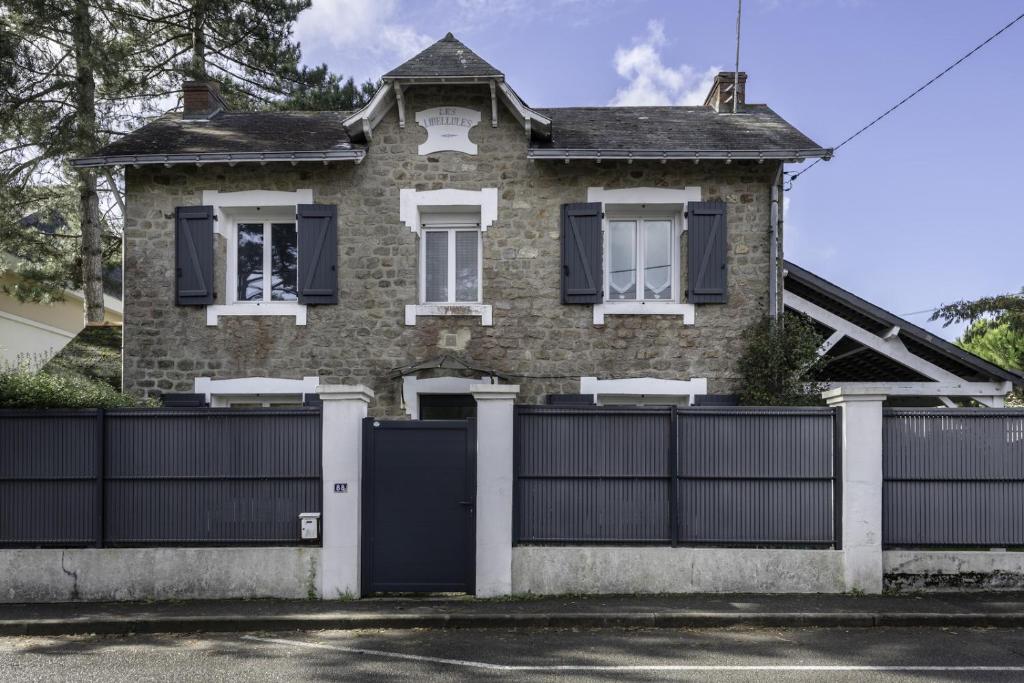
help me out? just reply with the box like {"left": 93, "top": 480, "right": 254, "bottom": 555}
{"left": 124, "top": 85, "right": 777, "bottom": 416}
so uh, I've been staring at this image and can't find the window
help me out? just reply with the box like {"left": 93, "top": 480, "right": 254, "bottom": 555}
{"left": 421, "top": 227, "right": 481, "bottom": 304}
{"left": 234, "top": 221, "right": 297, "bottom": 303}
{"left": 606, "top": 218, "right": 676, "bottom": 302}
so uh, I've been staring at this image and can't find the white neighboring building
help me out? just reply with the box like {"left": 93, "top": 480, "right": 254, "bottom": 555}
{"left": 0, "top": 266, "right": 123, "bottom": 366}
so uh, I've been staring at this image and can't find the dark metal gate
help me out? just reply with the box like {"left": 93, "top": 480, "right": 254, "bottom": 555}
{"left": 361, "top": 419, "right": 476, "bottom": 593}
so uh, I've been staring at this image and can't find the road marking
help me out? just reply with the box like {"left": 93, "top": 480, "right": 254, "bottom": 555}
{"left": 241, "top": 635, "right": 1024, "bottom": 672}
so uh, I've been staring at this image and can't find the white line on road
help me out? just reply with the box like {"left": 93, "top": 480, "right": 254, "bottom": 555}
{"left": 241, "top": 635, "right": 1024, "bottom": 672}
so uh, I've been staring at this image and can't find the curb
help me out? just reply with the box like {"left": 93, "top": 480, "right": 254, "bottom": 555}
{"left": 3, "top": 611, "right": 1024, "bottom": 636}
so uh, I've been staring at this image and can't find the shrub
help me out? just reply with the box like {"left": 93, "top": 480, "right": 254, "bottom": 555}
{"left": 0, "top": 360, "right": 140, "bottom": 409}
{"left": 737, "top": 313, "right": 827, "bottom": 406}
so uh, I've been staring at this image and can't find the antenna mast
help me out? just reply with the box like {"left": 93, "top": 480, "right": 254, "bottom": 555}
{"left": 734, "top": 0, "right": 742, "bottom": 113}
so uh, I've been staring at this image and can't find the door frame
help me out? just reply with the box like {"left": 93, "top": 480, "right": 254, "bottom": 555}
{"left": 360, "top": 418, "right": 477, "bottom": 594}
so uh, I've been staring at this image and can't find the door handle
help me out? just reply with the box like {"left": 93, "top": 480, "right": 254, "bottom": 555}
{"left": 457, "top": 500, "right": 474, "bottom": 506}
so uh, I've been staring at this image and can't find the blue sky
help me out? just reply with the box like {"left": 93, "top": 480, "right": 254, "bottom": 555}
{"left": 294, "top": 0, "right": 1024, "bottom": 341}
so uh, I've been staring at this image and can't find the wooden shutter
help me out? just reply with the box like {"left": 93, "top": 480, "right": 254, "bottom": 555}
{"left": 686, "top": 201, "right": 728, "bottom": 304}
{"left": 560, "top": 202, "right": 603, "bottom": 304}
{"left": 175, "top": 206, "right": 214, "bottom": 306}
{"left": 297, "top": 204, "right": 338, "bottom": 305}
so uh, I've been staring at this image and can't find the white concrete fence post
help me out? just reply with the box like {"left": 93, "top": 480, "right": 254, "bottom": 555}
{"left": 824, "top": 387, "right": 886, "bottom": 594}
{"left": 317, "top": 384, "right": 374, "bottom": 599}
{"left": 470, "top": 384, "right": 519, "bottom": 597}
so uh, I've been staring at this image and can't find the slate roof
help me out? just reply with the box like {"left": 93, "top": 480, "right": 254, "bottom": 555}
{"left": 384, "top": 33, "right": 502, "bottom": 80}
{"left": 783, "top": 261, "right": 1020, "bottom": 386}
{"left": 531, "top": 105, "right": 827, "bottom": 156}
{"left": 73, "top": 111, "right": 361, "bottom": 167}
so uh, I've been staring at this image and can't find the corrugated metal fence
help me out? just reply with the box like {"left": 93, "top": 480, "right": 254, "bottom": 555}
{"left": 883, "top": 408, "right": 1024, "bottom": 547}
{"left": 0, "top": 408, "right": 321, "bottom": 547}
{"left": 514, "top": 405, "right": 840, "bottom": 547}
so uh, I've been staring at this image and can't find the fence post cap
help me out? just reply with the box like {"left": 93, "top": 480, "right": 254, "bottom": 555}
{"left": 822, "top": 387, "right": 888, "bottom": 405}
{"left": 316, "top": 384, "right": 375, "bottom": 402}
{"left": 470, "top": 384, "right": 520, "bottom": 399}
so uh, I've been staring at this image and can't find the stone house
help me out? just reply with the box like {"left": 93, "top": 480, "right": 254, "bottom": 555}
{"left": 72, "top": 33, "right": 1017, "bottom": 415}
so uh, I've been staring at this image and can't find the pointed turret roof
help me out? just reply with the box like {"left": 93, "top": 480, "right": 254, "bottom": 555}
{"left": 384, "top": 33, "right": 503, "bottom": 80}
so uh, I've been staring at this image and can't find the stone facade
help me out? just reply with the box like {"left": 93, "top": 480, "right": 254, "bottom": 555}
{"left": 123, "top": 85, "right": 778, "bottom": 417}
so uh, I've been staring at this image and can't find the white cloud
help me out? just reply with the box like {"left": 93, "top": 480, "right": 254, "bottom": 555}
{"left": 294, "top": 0, "right": 433, "bottom": 78}
{"left": 609, "top": 20, "right": 719, "bottom": 107}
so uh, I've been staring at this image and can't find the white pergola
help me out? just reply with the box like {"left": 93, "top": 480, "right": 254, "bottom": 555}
{"left": 783, "top": 263, "right": 1017, "bottom": 408}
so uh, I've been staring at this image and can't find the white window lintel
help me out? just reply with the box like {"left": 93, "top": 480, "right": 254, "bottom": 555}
{"left": 580, "top": 376, "right": 709, "bottom": 406}
{"left": 194, "top": 375, "right": 319, "bottom": 406}
{"left": 206, "top": 302, "right": 307, "bottom": 326}
{"left": 202, "top": 189, "right": 312, "bottom": 238}
{"left": 400, "top": 188, "right": 498, "bottom": 235}
{"left": 405, "top": 303, "right": 493, "bottom": 326}
{"left": 400, "top": 375, "right": 496, "bottom": 418}
{"left": 592, "top": 301, "right": 695, "bottom": 326}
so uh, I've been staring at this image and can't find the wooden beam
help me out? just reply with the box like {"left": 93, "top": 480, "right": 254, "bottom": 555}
{"left": 824, "top": 381, "right": 1012, "bottom": 397}
{"left": 785, "top": 291, "right": 964, "bottom": 384}
{"left": 817, "top": 331, "right": 844, "bottom": 357}
{"left": 394, "top": 83, "right": 405, "bottom": 129}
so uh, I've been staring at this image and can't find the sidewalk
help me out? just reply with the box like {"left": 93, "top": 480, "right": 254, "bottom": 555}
{"left": 3, "top": 593, "right": 1024, "bottom": 636}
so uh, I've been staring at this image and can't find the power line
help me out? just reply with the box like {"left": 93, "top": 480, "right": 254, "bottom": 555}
{"left": 786, "top": 11, "right": 1024, "bottom": 189}
{"left": 900, "top": 292, "right": 1024, "bottom": 317}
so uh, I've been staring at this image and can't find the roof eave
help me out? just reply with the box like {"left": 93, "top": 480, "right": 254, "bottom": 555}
{"left": 783, "top": 260, "right": 1022, "bottom": 386}
{"left": 527, "top": 148, "right": 833, "bottom": 162}
{"left": 70, "top": 149, "right": 366, "bottom": 168}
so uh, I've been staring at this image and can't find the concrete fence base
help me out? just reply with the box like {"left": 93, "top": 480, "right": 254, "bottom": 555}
{"left": 512, "top": 547, "right": 846, "bottom": 595}
{"left": 884, "top": 550, "right": 1024, "bottom": 592}
{"left": 0, "top": 548, "right": 321, "bottom": 603}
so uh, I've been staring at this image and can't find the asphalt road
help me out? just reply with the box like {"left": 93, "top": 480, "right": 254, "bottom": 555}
{"left": 3, "top": 626, "right": 1024, "bottom": 681}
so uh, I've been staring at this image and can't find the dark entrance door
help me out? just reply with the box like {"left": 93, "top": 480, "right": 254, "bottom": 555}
{"left": 362, "top": 419, "right": 476, "bottom": 593}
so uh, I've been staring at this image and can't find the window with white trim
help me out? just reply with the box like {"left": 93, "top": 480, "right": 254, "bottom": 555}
{"left": 606, "top": 216, "right": 677, "bottom": 302}
{"left": 230, "top": 216, "right": 298, "bottom": 304}
{"left": 420, "top": 227, "right": 481, "bottom": 304}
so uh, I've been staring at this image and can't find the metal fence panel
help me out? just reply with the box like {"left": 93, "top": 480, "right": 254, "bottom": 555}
{"left": 883, "top": 409, "right": 1024, "bottom": 546}
{"left": 677, "top": 408, "right": 836, "bottom": 544}
{"left": 513, "top": 405, "right": 837, "bottom": 546}
{"left": 0, "top": 410, "right": 100, "bottom": 545}
{"left": 0, "top": 408, "right": 321, "bottom": 546}
{"left": 514, "top": 406, "right": 673, "bottom": 542}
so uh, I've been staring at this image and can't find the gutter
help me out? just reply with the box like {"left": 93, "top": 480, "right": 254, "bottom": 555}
{"left": 70, "top": 149, "right": 366, "bottom": 169}
{"left": 527, "top": 148, "right": 833, "bottom": 163}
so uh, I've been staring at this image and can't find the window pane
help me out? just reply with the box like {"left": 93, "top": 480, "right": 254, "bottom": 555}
{"left": 424, "top": 231, "right": 448, "bottom": 302}
{"left": 608, "top": 221, "right": 636, "bottom": 299}
{"left": 236, "top": 223, "right": 264, "bottom": 301}
{"left": 643, "top": 220, "right": 673, "bottom": 300}
{"left": 270, "top": 222, "right": 297, "bottom": 301}
{"left": 455, "top": 231, "right": 479, "bottom": 302}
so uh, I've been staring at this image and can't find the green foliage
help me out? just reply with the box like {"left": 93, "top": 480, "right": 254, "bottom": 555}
{"left": 957, "top": 320, "right": 1024, "bottom": 408}
{"left": 0, "top": 357, "right": 139, "bottom": 409}
{"left": 932, "top": 287, "right": 1024, "bottom": 341}
{"left": 274, "top": 67, "right": 378, "bottom": 111}
{"left": 737, "top": 313, "right": 827, "bottom": 406}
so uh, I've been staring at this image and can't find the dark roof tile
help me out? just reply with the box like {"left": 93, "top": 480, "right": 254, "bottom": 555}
{"left": 91, "top": 110, "right": 358, "bottom": 158}
{"left": 384, "top": 33, "right": 502, "bottom": 79}
{"left": 532, "top": 105, "right": 826, "bottom": 154}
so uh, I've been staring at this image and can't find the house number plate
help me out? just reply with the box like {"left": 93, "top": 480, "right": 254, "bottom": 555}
{"left": 334, "top": 482, "right": 348, "bottom": 493}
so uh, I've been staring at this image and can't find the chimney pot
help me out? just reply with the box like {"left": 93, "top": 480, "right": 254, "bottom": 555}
{"left": 182, "top": 81, "right": 227, "bottom": 119}
{"left": 704, "top": 72, "right": 747, "bottom": 113}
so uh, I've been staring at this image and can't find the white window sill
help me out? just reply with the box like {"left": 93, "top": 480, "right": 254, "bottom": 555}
{"left": 405, "top": 303, "right": 493, "bottom": 326}
{"left": 206, "top": 302, "right": 307, "bottom": 326}
{"left": 593, "top": 302, "right": 695, "bottom": 326}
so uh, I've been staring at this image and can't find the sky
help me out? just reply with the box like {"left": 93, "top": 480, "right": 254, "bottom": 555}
{"left": 292, "top": 0, "right": 1024, "bottom": 341}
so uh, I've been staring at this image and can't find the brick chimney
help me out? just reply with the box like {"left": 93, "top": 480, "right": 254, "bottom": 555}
{"left": 704, "top": 72, "right": 747, "bottom": 113}
{"left": 182, "top": 81, "right": 227, "bottom": 119}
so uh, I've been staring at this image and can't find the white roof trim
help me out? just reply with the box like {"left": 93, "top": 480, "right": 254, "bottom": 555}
{"left": 343, "top": 83, "right": 396, "bottom": 141}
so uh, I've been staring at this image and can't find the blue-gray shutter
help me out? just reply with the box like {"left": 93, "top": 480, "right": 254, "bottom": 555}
{"left": 297, "top": 204, "right": 338, "bottom": 305}
{"left": 687, "top": 201, "right": 728, "bottom": 304}
{"left": 560, "top": 202, "right": 603, "bottom": 304}
{"left": 175, "top": 206, "right": 214, "bottom": 306}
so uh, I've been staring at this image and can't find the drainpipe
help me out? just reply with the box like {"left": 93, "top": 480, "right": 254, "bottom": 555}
{"left": 769, "top": 163, "right": 783, "bottom": 319}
